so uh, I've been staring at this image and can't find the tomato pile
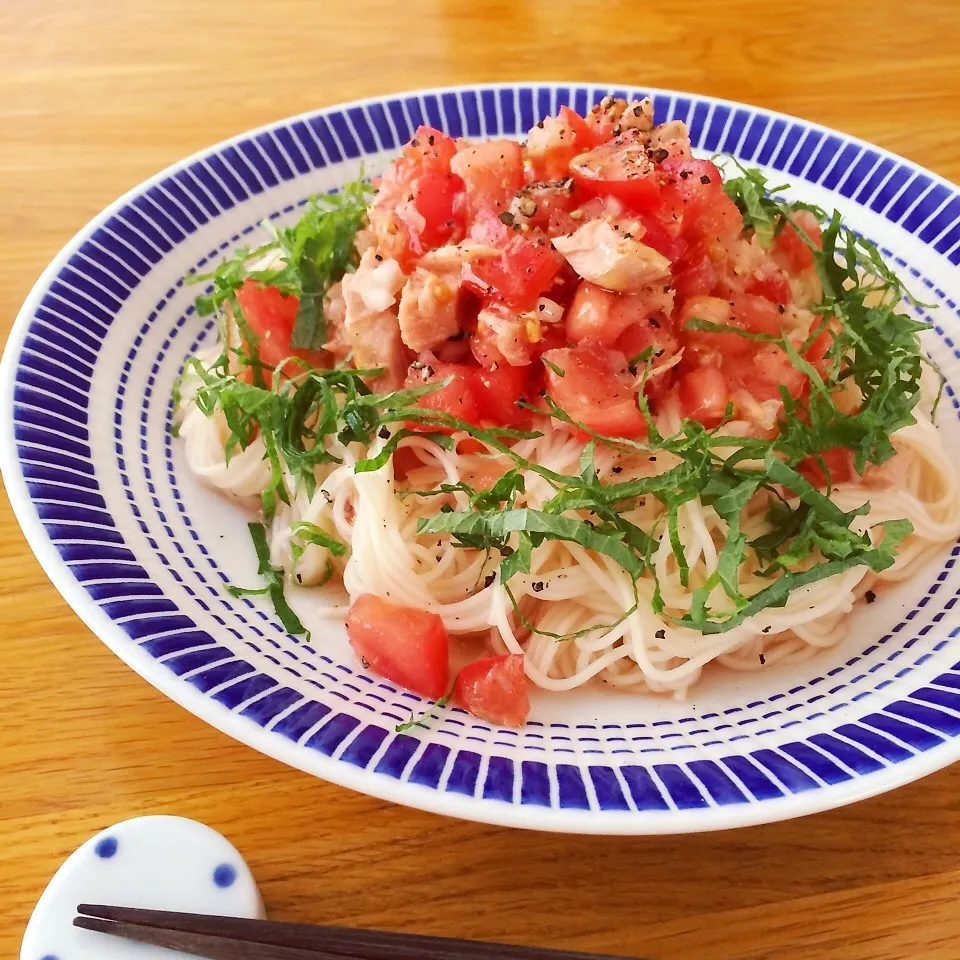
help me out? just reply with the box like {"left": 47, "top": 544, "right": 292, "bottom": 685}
{"left": 240, "top": 98, "right": 825, "bottom": 447}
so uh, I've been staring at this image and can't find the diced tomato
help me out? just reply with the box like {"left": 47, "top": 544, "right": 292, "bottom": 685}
{"left": 673, "top": 365, "right": 729, "bottom": 426}
{"left": 681, "top": 294, "right": 782, "bottom": 359}
{"left": 407, "top": 358, "right": 532, "bottom": 428}
{"left": 614, "top": 322, "right": 679, "bottom": 402}
{"left": 746, "top": 267, "right": 792, "bottom": 305}
{"left": 614, "top": 313, "right": 678, "bottom": 359}
{"left": 405, "top": 125, "right": 458, "bottom": 171}
{"left": 672, "top": 249, "right": 718, "bottom": 303}
{"left": 533, "top": 319, "right": 570, "bottom": 357}
{"left": 804, "top": 321, "right": 836, "bottom": 378}
{"left": 465, "top": 235, "right": 562, "bottom": 310}
{"left": 773, "top": 210, "right": 822, "bottom": 274}
{"left": 456, "top": 437, "right": 488, "bottom": 455}
{"left": 567, "top": 281, "right": 678, "bottom": 357}
{"left": 406, "top": 362, "right": 482, "bottom": 427}
{"left": 634, "top": 211, "right": 687, "bottom": 261}
{"left": 679, "top": 295, "right": 746, "bottom": 358}
{"left": 452, "top": 139, "right": 525, "bottom": 221}
{"left": 660, "top": 156, "right": 725, "bottom": 204}
{"left": 559, "top": 105, "right": 600, "bottom": 147}
{"left": 570, "top": 129, "right": 662, "bottom": 210}
{"left": 454, "top": 654, "right": 530, "bottom": 727}
{"left": 462, "top": 456, "right": 509, "bottom": 490}
{"left": 235, "top": 279, "right": 327, "bottom": 371}
{"left": 566, "top": 282, "right": 622, "bottom": 344}
{"left": 734, "top": 295, "right": 784, "bottom": 336}
{"left": 470, "top": 304, "right": 567, "bottom": 370}
{"left": 733, "top": 345, "right": 808, "bottom": 403}
{"left": 527, "top": 106, "right": 598, "bottom": 181}
{"left": 369, "top": 126, "right": 462, "bottom": 266}
{"left": 797, "top": 447, "right": 854, "bottom": 488}
{"left": 697, "top": 193, "right": 742, "bottom": 242}
{"left": 540, "top": 260, "right": 581, "bottom": 311}
{"left": 805, "top": 325, "right": 832, "bottom": 365}
{"left": 543, "top": 341, "right": 647, "bottom": 438}
{"left": 660, "top": 157, "right": 742, "bottom": 242}
{"left": 472, "top": 361, "right": 531, "bottom": 425}
{"left": 346, "top": 594, "right": 450, "bottom": 700}
{"left": 673, "top": 303, "right": 805, "bottom": 421}
{"left": 506, "top": 181, "right": 580, "bottom": 236}
{"left": 390, "top": 444, "right": 424, "bottom": 481}
{"left": 770, "top": 349, "right": 808, "bottom": 400}
{"left": 414, "top": 170, "right": 465, "bottom": 247}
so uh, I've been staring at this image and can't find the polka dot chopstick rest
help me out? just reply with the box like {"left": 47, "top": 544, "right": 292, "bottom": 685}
{"left": 21, "top": 816, "right": 263, "bottom": 960}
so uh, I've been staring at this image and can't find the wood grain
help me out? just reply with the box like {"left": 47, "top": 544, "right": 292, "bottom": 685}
{"left": 2, "top": 1, "right": 959, "bottom": 957}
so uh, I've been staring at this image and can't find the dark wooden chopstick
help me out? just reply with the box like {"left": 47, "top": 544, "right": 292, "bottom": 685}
{"left": 76, "top": 904, "right": 638, "bottom": 960}
{"left": 74, "top": 915, "right": 324, "bottom": 960}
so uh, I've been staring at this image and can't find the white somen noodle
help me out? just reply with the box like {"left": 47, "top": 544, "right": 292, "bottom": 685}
{"left": 177, "top": 357, "right": 960, "bottom": 700}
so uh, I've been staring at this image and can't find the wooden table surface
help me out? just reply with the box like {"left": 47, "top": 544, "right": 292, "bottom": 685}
{"left": 3, "top": 1, "right": 960, "bottom": 957}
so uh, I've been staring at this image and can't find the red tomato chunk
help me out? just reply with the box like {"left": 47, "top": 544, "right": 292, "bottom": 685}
{"left": 570, "top": 129, "right": 662, "bottom": 210}
{"left": 454, "top": 654, "right": 530, "bottom": 727}
{"left": 452, "top": 139, "right": 524, "bottom": 222}
{"left": 414, "top": 170, "right": 466, "bottom": 247}
{"left": 472, "top": 361, "right": 531, "bottom": 425}
{"left": 406, "top": 361, "right": 483, "bottom": 427}
{"left": 346, "top": 594, "right": 450, "bottom": 700}
{"left": 405, "top": 359, "right": 533, "bottom": 428}
{"left": 465, "top": 235, "right": 562, "bottom": 310}
{"left": 673, "top": 365, "right": 729, "bottom": 426}
{"left": 236, "top": 279, "right": 328, "bottom": 371}
{"left": 798, "top": 447, "right": 854, "bottom": 488}
{"left": 543, "top": 342, "right": 647, "bottom": 439}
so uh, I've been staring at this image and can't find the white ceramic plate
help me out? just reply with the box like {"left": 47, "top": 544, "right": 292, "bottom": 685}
{"left": 3, "top": 83, "right": 960, "bottom": 833}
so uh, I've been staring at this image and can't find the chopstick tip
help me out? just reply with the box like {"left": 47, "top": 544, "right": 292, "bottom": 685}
{"left": 76, "top": 903, "right": 111, "bottom": 919}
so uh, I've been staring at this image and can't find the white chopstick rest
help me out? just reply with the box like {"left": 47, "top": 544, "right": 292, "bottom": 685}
{"left": 21, "top": 815, "right": 264, "bottom": 959}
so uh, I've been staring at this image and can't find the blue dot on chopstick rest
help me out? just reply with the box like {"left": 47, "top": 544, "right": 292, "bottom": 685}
{"left": 94, "top": 836, "right": 118, "bottom": 859}
{"left": 213, "top": 863, "right": 237, "bottom": 888}
{"left": 41, "top": 955, "right": 59, "bottom": 960}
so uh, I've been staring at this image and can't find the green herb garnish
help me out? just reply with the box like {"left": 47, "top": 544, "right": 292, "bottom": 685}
{"left": 228, "top": 522, "right": 309, "bottom": 637}
{"left": 186, "top": 176, "right": 372, "bottom": 354}
{"left": 396, "top": 695, "right": 451, "bottom": 733}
